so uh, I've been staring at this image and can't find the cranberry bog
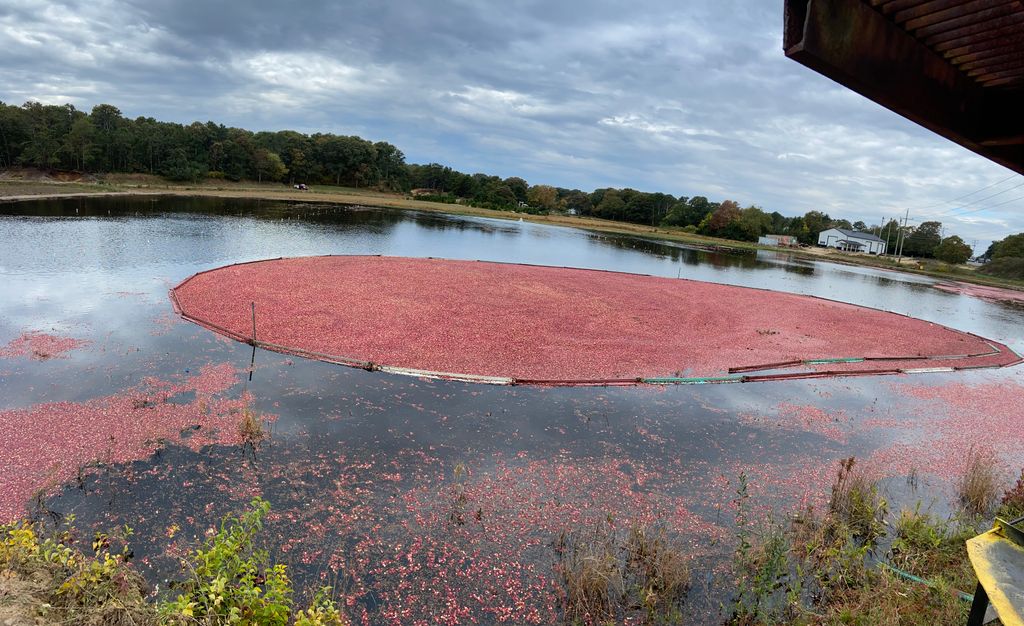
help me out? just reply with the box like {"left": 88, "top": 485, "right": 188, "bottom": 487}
{"left": 5, "top": 197, "right": 1024, "bottom": 625}
{"left": 170, "top": 255, "right": 1021, "bottom": 385}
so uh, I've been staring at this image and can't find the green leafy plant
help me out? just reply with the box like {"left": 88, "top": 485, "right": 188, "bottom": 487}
{"left": 294, "top": 587, "right": 347, "bottom": 626}
{"left": 162, "top": 498, "right": 292, "bottom": 625}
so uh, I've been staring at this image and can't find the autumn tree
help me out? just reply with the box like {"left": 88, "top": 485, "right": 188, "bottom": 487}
{"left": 526, "top": 184, "right": 558, "bottom": 210}
{"left": 699, "top": 200, "right": 741, "bottom": 237}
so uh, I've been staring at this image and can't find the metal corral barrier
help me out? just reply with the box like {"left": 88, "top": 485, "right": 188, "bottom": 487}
{"left": 169, "top": 254, "right": 1024, "bottom": 387}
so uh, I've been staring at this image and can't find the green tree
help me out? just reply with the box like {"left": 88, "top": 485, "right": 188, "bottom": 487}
{"left": 373, "top": 141, "right": 406, "bottom": 190}
{"left": 63, "top": 117, "right": 97, "bottom": 171}
{"left": 730, "top": 205, "right": 772, "bottom": 241}
{"left": 902, "top": 221, "right": 942, "bottom": 258}
{"left": 879, "top": 219, "right": 903, "bottom": 253}
{"left": 504, "top": 177, "right": 528, "bottom": 203}
{"left": 162, "top": 148, "right": 205, "bottom": 182}
{"left": 0, "top": 102, "right": 30, "bottom": 168}
{"left": 662, "top": 195, "right": 715, "bottom": 228}
{"left": 89, "top": 104, "right": 125, "bottom": 171}
{"left": 934, "top": 235, "right": 973, "bottom": 264}
{"left": 992, "top": 233, "right": 1024, "bottom": 259}
{"left": 593, "top": 189, "right": 625, "bottom": 220}
{"left": 20, "top": 102, "right": 79, "bottom": 168}
{"left": 801, "top": 211, "right": 833, "bottom": 245}
{"left": 561, "top": 190, "right": 592, "bottom": 215}
{"left": 252, "top": 149, "right": 287, "bottom": 183}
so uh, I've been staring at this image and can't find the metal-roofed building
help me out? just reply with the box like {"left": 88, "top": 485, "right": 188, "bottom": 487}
{"left": 818, "top": 228, "right": 888, "bottom": 254}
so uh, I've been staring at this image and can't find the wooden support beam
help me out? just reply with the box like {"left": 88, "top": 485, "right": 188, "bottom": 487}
{"left": 784, "top": 0, "right": 1024, "bottom": 176}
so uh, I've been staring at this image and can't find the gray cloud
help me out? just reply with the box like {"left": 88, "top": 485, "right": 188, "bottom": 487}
{"left": 0, "top": 0, "right": 1021, "bottom": 247}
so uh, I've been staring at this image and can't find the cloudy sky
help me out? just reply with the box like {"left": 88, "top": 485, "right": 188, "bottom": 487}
{"left": 1, "top": 0, "right": 1021, "bottom": 248}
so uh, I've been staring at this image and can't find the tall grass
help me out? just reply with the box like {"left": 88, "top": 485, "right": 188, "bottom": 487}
{"left": 957, "top": 446, "right": 1001, "bottom": 517}
{"left": 238, "top": 407, "right": 268, "bottom": 451}
{"left": 556, "top": 517, "right": 689, "bottom": 625}
{"left": 828, "top": 456, "right": 887, "bottom": 545}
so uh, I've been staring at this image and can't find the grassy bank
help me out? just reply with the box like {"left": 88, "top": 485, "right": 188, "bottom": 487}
{"left": 3, "top": 175, "right": 1023, "bottom": 293}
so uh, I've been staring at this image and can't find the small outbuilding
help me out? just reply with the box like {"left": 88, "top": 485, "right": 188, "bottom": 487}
{"left": 758, "top": 234, "right": 799, "bottom": 247}
{"left": 818, "top": 228, "right": 886, "bottom": 255}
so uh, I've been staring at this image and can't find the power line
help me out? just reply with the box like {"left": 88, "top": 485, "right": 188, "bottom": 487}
{"left": 939, "top": 193, "right": 1024, "bottom": 218}
{"left": 907, "top": 173, "right": 1018, "bottom": 212}
{"left": 923, "top": 180, "right": 1024, "bottom": 218}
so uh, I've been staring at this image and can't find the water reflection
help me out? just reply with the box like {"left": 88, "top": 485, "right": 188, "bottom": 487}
{"left": 2, "top": 195, "right": 1023, "bottom": 624}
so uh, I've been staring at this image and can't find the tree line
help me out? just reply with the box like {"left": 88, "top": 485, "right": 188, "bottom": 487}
{"left": 0, "top": 100, "right": 999, "bottom": 264}
{"left": 0, "top": 101, "right": 406, "bottom": 189}
{"left": 978, "top": 233, "right": 1024, "bottom": 279}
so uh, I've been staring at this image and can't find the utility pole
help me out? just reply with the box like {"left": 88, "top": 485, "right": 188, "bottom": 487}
{"left": 895, "top": 208, "right": 909, "bottom": 264}
{"left": 883, "top": 217, "right": 893, "bottom": 255}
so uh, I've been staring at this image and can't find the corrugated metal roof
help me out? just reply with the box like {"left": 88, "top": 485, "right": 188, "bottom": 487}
{"left": 868, "top": 0, "right": 1024, "bottom": 90}
{"left": 828, "top": 228, "right": 887, "bottom": 242}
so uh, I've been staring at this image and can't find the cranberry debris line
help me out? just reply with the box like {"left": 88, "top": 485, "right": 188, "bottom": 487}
{"left": 169, "top": 256, "right": 1023, "bottom": 386}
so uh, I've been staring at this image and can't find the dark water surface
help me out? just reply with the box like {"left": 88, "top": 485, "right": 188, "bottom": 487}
{"left": 1, "top": 196, "right": 1022, "bottom": 624}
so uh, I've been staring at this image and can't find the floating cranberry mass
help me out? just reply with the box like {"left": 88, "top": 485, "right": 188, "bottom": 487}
{"left": 169, "top": 256, "right": 1022, "bottom": 385}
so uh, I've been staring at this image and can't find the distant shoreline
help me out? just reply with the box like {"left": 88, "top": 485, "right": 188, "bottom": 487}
{"left": 3, "top": 178, "right": 1023, "bottom": 296}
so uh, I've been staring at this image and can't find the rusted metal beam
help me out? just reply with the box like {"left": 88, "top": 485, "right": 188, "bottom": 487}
{"left": 929, "top": 18, "right": 1024, "bottom": 47}
{"left": 967, "top": 58, "right": 1024, "bottom": 78}
{"left": 962, "top": 50, "right": 1024, "bottom": 70}
{"left": 897, "top": 0, "right": 1015, "bottom": 30}
{"left": 783, "top": 0, "right": 1024, "bottom": 176}
{"left": 949, "top": 38, "right": 1024, "bottom": 64}
{"left": 976, "top": 66, "right": 1024, "bottom": 82}
{"left": 912, "top": 4, "right": 1021, "bottom": 39}
{"left": 982, "top": 134, "right": 1024, "bottom": 147}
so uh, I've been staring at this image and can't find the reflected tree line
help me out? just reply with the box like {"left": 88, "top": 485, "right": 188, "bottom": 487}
{"left": 0, "top": 100, "right": 995, "bottom": 258}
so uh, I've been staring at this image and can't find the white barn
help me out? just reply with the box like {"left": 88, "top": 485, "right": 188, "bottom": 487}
{"left": 817, "top": 228, "right": 886, "bottom": 255}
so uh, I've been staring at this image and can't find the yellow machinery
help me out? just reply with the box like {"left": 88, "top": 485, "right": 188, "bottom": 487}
{"left": 967, "top": 515, "right": 1024, "bottom": 626}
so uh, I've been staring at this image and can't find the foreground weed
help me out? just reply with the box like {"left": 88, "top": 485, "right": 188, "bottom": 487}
{"left": 1, "top": 516, "right": 156, "bottom": 625}
{"left": 829, "top": 457, "right": 887, "bottom": 546}
{"left": 294, "top": 586, "right": 347, "bottom": 626}
{"left": 889, "top": 506, "right": 975, "bottom": 588}
{"left": 556, "top": 516, "right": 689, "bottom": 625}
{"left": 447, "top": 462, "right": 470, "bottom": 527}
{"left": 238, "top": 407, "right": 268, "bottom": 451}
{"left": 997, "top": 467, "right": 1024, "bottom": 520}
{"left": 731, "top": 473, "right": 810, "bottom": 625}
{"left": 957, "top": 446, "right": 1001, "bottom": 517}
{"left": 3, "top": 499, "right": 346, "bottom": 626}
{"left": 729, "top": 457, "right": 978, "bottom": 626}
